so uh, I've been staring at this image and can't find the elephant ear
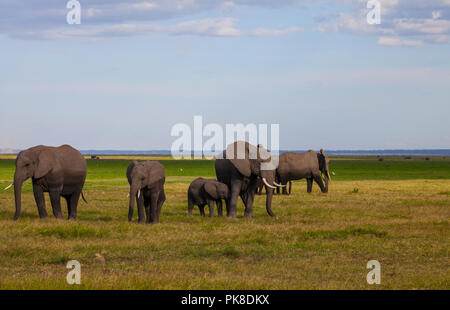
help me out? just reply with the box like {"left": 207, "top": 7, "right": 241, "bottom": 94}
{"left": 230, "top": 159, "right": 252, "bottom": 177}
{"left": 126, "top": 161, "right": 139, "bottom": 183}
{"left": 204, "top": 182, "right": 219, "bottom": 200}
{"left": 35, "top": 150, "right": 55, "bottom": 179}
{"left": 146, "top": 162, "right": 165, "bottom": 186}
{"left": 224, "top": 141, "right": 252, "bottom": 177}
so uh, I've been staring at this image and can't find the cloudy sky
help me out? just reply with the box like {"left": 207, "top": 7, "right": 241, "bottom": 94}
{"left": 0, "top": 0, "right": 449, "bottom": 150}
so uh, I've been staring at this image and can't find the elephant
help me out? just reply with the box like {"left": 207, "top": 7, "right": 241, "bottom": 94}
{"left": 215, "top": 141, "right": 285, "bottom": 218}
{"left": 276, "top": 149, "right": 331, "bottom": 194}
{"left": 187, "top": 178, "right": 229, "bottom": 217}
{"left": 127, "top": 160, "right": 166, "bottom": 224}
{"left": 6, "top": 145, "right": 87, "bottom": 221}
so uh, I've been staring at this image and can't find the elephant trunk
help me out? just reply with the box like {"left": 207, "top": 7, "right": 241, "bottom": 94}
{"left": 323, "top": 174, "right": 329, "bottom": 193}
{"left": 128, "top": 182, "right": 140, "bottom": 222}
{"left": 261, "top": 171, "right": 276, "bottom": 217}
{"left": 13, "top": 174, "right": 24, "bottom": 221}
{"left": 265, "top": 186, "right": 275, "bottom": 217}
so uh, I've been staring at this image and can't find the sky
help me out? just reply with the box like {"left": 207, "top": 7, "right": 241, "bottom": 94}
{"left": 0, "top": 0, "right": 449, "bottom": 151}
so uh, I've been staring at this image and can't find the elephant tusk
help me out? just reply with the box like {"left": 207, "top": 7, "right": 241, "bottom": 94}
{"left": 262, "top": 178, "right": 277, "bottom": 189}
{"left": 127, "top": 193, "right": 130, "bottom": 198}
{"left": 273, "top": 182, "right": 286, "bottom": 188}
{"left": 4, "top": 182, "right": 13, "bottom": 190}
{"left": 327, "top": 171, "right": 331, "bottom": 181}
{"left": 137, "top": 190, "right": 141, "bottom": 199}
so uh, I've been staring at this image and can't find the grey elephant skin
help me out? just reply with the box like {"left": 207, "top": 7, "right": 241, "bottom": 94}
{"left": 188, "top": 178, "right": 229, "bottom": 217}
{"left": 127, "top": 161, "right": 166, "bottom": 224}
{"left": 277, "top": 149, "right": 331, "bottom": 194}
{"left": 11, "top": 145, "right": 87, "bottom": 221}
{"left": 215, "top": 141, "right": 282, "bottom": 218}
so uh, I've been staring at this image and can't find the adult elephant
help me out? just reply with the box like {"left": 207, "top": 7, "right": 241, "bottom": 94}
{"left": 5, "top": 145, "right": 87, "bottom": 221}
{"left": 277, "top": 149, "right": 331, "bottom": 194}
{"left": 215, "top": 141, "right": 284, "bottom": 218}
{"left": 127, "top": 161, "right": 166, "bottom": 224}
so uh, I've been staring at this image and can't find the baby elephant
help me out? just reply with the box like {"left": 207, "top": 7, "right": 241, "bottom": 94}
{"left": 127, "top": 161, "right": 166, "bottom": 224}
{"left": 188, "top": 178, "right": 229, "bottom": 217}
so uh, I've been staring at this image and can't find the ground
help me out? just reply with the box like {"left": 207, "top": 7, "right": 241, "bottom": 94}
{"left": 0, "top": 156, "right": 448, "bottom": 289}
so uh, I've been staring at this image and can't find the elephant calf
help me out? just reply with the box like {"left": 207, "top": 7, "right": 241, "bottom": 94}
{"left": 127, "top": 161, "right": 166, "bottom": 224}
{"left": 188, "top": 178, "right": 229, "bottom": 217}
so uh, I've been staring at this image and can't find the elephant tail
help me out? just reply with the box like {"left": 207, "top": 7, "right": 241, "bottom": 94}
{"left": 81, "top": 192, "right": 88, "bottom": 204}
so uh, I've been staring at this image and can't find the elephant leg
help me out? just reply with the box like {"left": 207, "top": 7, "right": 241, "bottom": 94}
{"left": 68, "top": 192, "right": 81, "bottom": 221}
{"left": 307, "top": 178, "right": 313, "bottom": 193}
{"left": 217, "top": 200, "right": 223, "bottom": 217}
{"left": 137, "top": 192, "right": 146, "bottom": 224}
{"left": 240, "top": 192, "right": 248, "bottom": 208}
{"left": 244, "top": 190, "right": 256, "bottom": 218}
{"left": 199, "top": 204, "right": 206, "bottom": 217}
{"left": 225, "top": 199, "right": 230, "bottom": 217}
{"left": 149, "top": 191, "right": 160, "bottom": 224}
{"left": 144, "top": 195, "right": 151, "bottom": 223}
{"left": 282, "top": 182, "right": 288, "bottom": 195}
{"left": 188, "top": 192, "right": 195, "bottom": 216}
{"left": 32, "top": 183, "right": 48, "bottom": 219}
{"left": 256, "top": 183, "right": 263, "bottom": 195}
{"left": 63, "top": 196, "right": 71, "bottom": 218}
{"left": 208, "top": 200, "right": 216, "bottom": 217}
{"left": 229, "top": 180, "right": 242, "bottom": 218}
{"left": 156, "top": 189, "right": 166, "bottom": 223}
{"left": 49, "top": 189, "right": 63, "bottom": 219}
{"left": 313, "top": 174, "right": 326, "bottom": 193}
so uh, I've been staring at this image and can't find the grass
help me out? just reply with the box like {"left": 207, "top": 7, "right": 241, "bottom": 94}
{"left": 0, "top": 157, "right": 449, "bottom": 289}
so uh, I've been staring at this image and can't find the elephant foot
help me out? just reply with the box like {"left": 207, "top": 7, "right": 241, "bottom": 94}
{"left": 68, "top": 217, "right": 77, "bottom": 221}
{"left": 244, "top": 213, "right": 254, "bottom": 218}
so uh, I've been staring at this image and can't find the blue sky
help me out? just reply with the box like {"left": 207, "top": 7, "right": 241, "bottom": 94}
{"left": 0, "top": 0, "right": 449, "bottom": 150}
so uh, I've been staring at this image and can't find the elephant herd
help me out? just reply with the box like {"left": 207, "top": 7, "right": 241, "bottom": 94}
{"left": 4, "top": 142, "right": 331, "bottom": 223}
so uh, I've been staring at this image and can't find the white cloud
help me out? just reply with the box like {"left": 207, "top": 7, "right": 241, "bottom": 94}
{"left": 129, "top": 2, "right": 158, "bottom": 10}
{"left": 15, "top": 18, "right": 301, "bottom": 40}
{"left": 377, "top": 36, "right": 424, "bottom": 47}
{"left": 169, "top": 18, "right": 241, "bottom": 36}
{"left": 317, "top": 1, "right": 450, "bottom": 47}
{"left": 246, "top": 27, "right": 302, "bottom": 36}
{"left": 1, "top": 0, "right": 450, "bottom": 44}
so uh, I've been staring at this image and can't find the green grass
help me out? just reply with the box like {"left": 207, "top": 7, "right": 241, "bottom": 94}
{"left": 0, "top": 157, "right": 449, "bottom": 289}
{"left": 1, "top": 157, "right": 450, "bottom": 181}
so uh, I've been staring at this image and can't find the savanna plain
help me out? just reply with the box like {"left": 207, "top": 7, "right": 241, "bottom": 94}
{"left": 0, "top": 156, "right": 448, "bottom": 289}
